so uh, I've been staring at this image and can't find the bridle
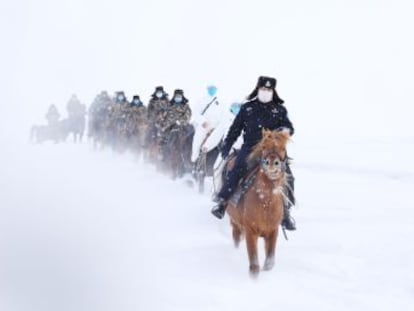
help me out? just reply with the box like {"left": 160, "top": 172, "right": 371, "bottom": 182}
{"left": 260, "top": 150, "right": 288, "bottom": 174}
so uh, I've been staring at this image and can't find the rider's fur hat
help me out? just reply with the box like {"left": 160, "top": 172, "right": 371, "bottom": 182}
{"left": 115, "top": 91, "right": 127, "bottom": 103}
{"left": 171, "top": 89, "right": 188, "bottom": 105}
{"left": 115, "top": 91, "right": 126, "bottom": 98}
{"left": 247, "top": 76, "right": 284, "bottom": 104}
{"left": 173, "top": 89, "right": 183, "bottom": 96}
{"left": 151, "top": 86, "right": 168, "bottom": 99}
{"left": 132, "top": 95, "right": 143, "bottom": 105}
{"left": 258, "top": 76, "right": 277, "bottom": 89}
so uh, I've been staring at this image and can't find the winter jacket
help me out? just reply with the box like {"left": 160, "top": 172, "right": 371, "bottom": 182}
{"left": 205, "top": 107, "right": 243, "bottom": 152}
{"left": 191, "top": 95, "right": 226, "bottom": 161}
{"left": 46, "top": 109, "right": 60, "bottom": 125}
{"left": 160, "top": 103, "right": 192, "bottom": 132}
{"left": 221, "top": 99, "right": 294, "bottom": 158}
{"left": 192, "top": 95, "right": 224, "bottom": 129}
{"left": 126, "top": 105, "right": 147, "bottom": 134}
{"left": 147, "top": 98, "right": 169, "bottom": 122}
{"left": 67, "top": 97, "right": 85, "bottom": 118}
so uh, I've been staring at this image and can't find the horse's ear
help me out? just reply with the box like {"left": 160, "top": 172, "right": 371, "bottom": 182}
{"left": 262, "top": 128, "right": 272, "bottom": 140}
{"left": 273, "top": 130, "right": 290, "bottom": 148}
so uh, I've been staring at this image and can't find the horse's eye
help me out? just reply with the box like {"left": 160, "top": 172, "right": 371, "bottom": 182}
{"left": 274, "top": 160, "right": 280, "bottom": 166}
{"left": 264, "top": 159, "right": 270, "bottom": 166}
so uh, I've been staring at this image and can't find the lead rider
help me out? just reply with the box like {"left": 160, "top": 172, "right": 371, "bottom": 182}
{"left": 212, "top": 76, "right": 296, "bottom": 231}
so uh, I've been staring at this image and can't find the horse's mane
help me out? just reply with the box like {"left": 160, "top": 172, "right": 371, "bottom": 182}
{"left": 248, "top": 129, "right": 290, "bottom": 162}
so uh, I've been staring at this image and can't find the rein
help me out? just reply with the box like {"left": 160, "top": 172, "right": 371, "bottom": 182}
{"left": 260, "top": 151, "right": 288, "bottom": 172}
{"left": 259, "top": 151, "right": 290, "bottom": 241}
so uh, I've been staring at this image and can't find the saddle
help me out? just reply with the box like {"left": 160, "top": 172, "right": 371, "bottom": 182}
{"left": 223, "top": 150, "right": 295, "bottom": 207}
{"left": 220, "top": 149, "right": 261, "bottom": 206}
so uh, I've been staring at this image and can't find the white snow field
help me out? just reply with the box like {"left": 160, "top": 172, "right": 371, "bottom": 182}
{"left": 1, "top": 0, "right": 414, "bottom": 310}
{"left": 0, "top": 136, "right": 413, "bottom": 311}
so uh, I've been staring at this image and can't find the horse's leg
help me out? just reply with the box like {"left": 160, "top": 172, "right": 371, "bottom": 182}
{"left": 263, "top": 229, "right": 278, "bottom": 271}
{"left": 245, "top": 228, "right": 260, "bottom": 277}
{"left": 176, "top": 138, "right": 186, "bottom": 178}
{"left": 230, "top": 220, "right": 242, "bottom": 248}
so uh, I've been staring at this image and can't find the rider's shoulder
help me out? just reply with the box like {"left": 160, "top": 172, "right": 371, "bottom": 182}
{"left": 275, "top": 103, "right": 288, "bottom": 114}
{"left": 240, "top": 100, "right": 256, "bottom": 113}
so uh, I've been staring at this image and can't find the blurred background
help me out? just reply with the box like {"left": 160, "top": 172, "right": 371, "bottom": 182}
{"left": 1, "top": 1, "right": 413, "bottom": 311}
{"left": 2, "top": 0, "right": 414, "bottom": 139}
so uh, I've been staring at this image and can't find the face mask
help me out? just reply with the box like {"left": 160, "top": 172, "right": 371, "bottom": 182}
{"left": 257, "top": 89, "right": 273, "bottom": 103}
{"left": 207, "top": 85, "right": 217, "bottom": 97}
{"left": 174, "top": 95, "right": 183, "bottom": 103}
{"left": 134, "top": 99, "right": 140, "bottom": 105}
{"left": 230, "top": 103, "right": 241, "bottom": 115}
{"left": 118, "top": 95, "right": 125, "bottom": 102}
{"left": 156, "top": 91, "right": 163, "bottom": 99}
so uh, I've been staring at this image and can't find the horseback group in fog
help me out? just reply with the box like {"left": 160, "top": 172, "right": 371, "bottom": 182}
{"left": 31, "top": 94, "right": 86, "bottom": 144}
{"left": 32, "top": 76, "right": 297, "bottom": 277}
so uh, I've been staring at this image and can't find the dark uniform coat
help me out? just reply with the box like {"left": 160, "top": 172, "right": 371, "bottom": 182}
{"left": 218, "top": 99, "right": 294, "bottom": 201}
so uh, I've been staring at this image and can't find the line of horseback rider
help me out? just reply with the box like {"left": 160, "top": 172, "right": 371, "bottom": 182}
{"left": 87, "top": 76, "right": 297, "bottom": 231}
{"left": 33, "top": 95, "right": 86, "bottom": 143}
{"left": 211, "top": 76, "right": 296, "bottom": 230}
{"left": 87, "top": 87, "right": 193, "bottom": 164}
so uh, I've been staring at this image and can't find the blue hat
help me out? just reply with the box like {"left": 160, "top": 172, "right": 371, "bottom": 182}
{"left": 207, "top": 85, "right": 217, "bottom": 97}
{"left": 230, "top": 102, "right": 241, "bottom": 115}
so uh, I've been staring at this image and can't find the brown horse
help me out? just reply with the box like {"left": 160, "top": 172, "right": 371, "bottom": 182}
{"left": 133, "top": 123, "right": 149, "bottom": 156}
{"left": 225, "top": 129, "right": 290, "bottom": 277}
{"left": 143, "top": 123, "right": 162, "bottom": 165}
{"left": 161, "top": 124, "right": 194, "bottom": 179}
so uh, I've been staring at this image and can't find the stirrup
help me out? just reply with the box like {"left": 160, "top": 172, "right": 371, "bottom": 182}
{"left": 282, "top": 216, "right": 296, "bottom": 231}
{"left": 212, "top": 195, "right": 222, "bottom": 203}
{"left": 211, "top": 201, "right": 226, "bottom": 219}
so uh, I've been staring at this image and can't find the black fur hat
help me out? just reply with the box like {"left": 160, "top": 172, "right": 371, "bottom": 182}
{"left": 247, "top": 76, "right": 284, "bottom": 104}
{"left": 131, "top": 95, "right": 142, "bottom": 106}
{"left": 258, "top": 76, "right": 277, "bottom": 89}
{"left": 151, "top": 86, "right": 168, "bottom": 99}
{"left": 173, "top": 89, "right": 183, "bottom": 96}
{"left": 171, "top": 89, "right": 188, "bottom": 105}
{"left": 115, "top": 91, "right": 126, "bottom": 103}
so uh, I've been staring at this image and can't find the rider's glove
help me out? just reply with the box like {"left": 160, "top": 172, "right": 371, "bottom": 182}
{"left": 221, "top": 149, "right": 229, "bottom": 160}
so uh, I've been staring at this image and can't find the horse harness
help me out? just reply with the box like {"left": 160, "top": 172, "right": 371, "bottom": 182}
{"left": 260, "top": 151, "right": 288, "bottom": 173}
{"left": 229, "top": 152, "right": 289, "bottom": 206}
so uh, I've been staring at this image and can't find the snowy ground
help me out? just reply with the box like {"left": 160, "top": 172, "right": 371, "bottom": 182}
{"left": 0, "top": 136, "right": 413, "bottom": 311}
{"left": 2, "top": 1, "right": 414, "bottom": 310}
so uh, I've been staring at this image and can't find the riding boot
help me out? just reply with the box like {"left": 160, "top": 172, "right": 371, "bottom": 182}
{"left": 212, "top": 146, "right": 249, "bottom": 220}
{"left": 282, "top": 205, "right": 296, "bottom": 231}
{"left": 211, "top": 197, "right": 227, "bottom": 219}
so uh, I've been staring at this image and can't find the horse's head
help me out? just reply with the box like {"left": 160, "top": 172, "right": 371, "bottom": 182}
{"left": 250, "top": 129, "right": 290, "bottom": 181}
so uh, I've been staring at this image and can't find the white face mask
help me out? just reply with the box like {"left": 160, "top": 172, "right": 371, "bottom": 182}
{"left": 174, "top": 95, "right": 183, "bottom": 103}
{"left": 257, "top": 89, "right": 273, "bottom": 103}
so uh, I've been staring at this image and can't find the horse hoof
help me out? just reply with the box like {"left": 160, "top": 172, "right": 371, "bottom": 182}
{"left": 263, "top": 258, "right": 274, "bottom": 271}
{"left": 263, "top": 262, "right": 274, "bottom": 271}
{"left": 249, "top": 265, "right": 260, "bottom": 278}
